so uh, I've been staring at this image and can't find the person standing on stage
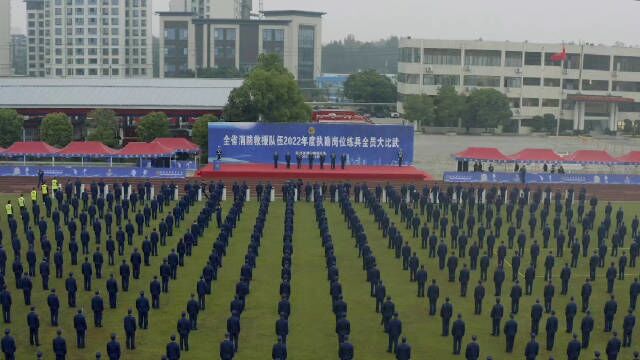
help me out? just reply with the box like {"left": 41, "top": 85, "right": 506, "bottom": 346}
{"left": 296, "top": 153, "right": 303, "bottom": 169}
{"left": 308, "top": 153, "right": 314, "bottom": 169}
{"left": 216, "top": 147, "right": 222, "bottom": 161}
{"left": 285, "top": 152, "right": 291, "bottom": 169}
{"left": 340, "top": 153, "right": 347, "bottom": 169}
{"left": 273, "top": 152, "right": 279, "bottom": 169}
{"left": 398, "top": 149, "right": 404, "bottom": 167}
{"left": 319, "top": 153, "right": 326, "bottom": 169}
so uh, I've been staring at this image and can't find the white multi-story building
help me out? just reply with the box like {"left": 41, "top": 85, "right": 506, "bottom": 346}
{"left": 398, "top": 38, "right": 640, "bottom": 131}
{"left": 169, "top": 0, "right": 252, "bottom": 19}
{"left": 25, "top": 0, "right": 152, "bottom": 78}
{"left": 0, "top": 0, "right": 12, "bottom": 76}
{"left": 158, "top": 9, "right": 323, "bottom": 84}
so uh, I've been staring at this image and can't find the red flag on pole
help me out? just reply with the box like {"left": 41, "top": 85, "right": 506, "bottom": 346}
{"left": 551, "top": 47, "right": 567, "bottom": 62}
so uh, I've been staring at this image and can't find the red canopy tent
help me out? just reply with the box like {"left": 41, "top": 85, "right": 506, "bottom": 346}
{"left": 616, "top": 151, "right": 640, "bottom": 165}
{"left": 509, "top": 148, "right": 563, "bottom": 163}
{"left": 454, "top": 147, "right": 511, "bottom": 162}
{"left": 56, "top": 141, "right": 118, "bottom": 158}
{"left": 564, "top": 150, "right": 618, "bottom": 164}
{"left": 152, "top": 138, "right": 200, "bottom": 154}
{"left": 3, "top": 142, "right": 59, "bottom": 157}
{"left": 115, "top": 142, "right": 175, "bottom": 158}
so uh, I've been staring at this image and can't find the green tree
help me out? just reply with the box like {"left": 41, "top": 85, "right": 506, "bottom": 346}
{"left": 136, "top": 112, "right": 170, "bottom": 142}
{"left": 403, "top": 95, "right": 435, "bottom": 126}
{"left": 224, "top": 54, "right": 311, "bottom": 122}
{"left": 197, "top": 66, "right": 242, "bottom": 78}
{"left": 434, "top": 86, "right": 464, "bottom": 127}
{"left": 192, "top": 114, "right": 217, "bottom": 161}
{"left": 344, "top": 69, "right": 396, "bottom": 103}
{"left": 462, "top": 88, "right": 512, "bottom": 131}
{"left": 87, "top": 109, "right": 119, "bottom": 147}
{"left": 0, "top": 109, "right": 24, "bottom": 148}
{"left": 41, "top": 113, "right": 73, "bottom": 147}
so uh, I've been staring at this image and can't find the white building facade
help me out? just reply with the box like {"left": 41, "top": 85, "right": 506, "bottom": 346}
{"left": 158, "top": 10, "right": 323, "bottom": 84}
{"left": 25, "top": 0, "right": 152, "bottom": 78}
{"left": 398, "top": 38, "right": 640, "bottom": 131}
{"left": 0, "top": 0, "right": 12, "bottom": 76}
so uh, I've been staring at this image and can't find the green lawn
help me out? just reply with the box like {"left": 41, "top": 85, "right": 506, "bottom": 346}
{"left": 0, "top": 192, "right": 639, "bottom": 359}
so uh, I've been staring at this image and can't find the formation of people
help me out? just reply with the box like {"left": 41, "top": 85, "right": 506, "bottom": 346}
{"left": 3, "top": 174, "right": 640, "bottom": 359}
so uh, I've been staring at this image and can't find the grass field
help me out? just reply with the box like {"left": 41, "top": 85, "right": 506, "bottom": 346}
{"left": 0, "top": 190, "right": 639, "bottom": 359}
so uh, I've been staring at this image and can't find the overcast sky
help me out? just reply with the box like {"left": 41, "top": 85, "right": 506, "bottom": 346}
{"left": 10, "top": 0, "right": 640, "bottom": 46}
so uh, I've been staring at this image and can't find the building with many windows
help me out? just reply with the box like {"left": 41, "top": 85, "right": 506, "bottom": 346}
{"left": 158, "top": 9, "right": 323, "bottom": 85}
{"left": 0, "top": 0, "right": 11, "bottom": 76}
{"left": 398, "top": 38, "right": 640, "bottom": 131}
{"left": 24, "top": 0, "right": 152, "bottom": 78}
{"left": 11, "top": 35, "right": 28, "bottom": 76}
{"left": 169, "top": 0, "right": 253, "bottom": 20}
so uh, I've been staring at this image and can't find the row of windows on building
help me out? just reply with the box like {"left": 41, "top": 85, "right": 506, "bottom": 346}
{"left": 398, "top": 73, "right": 640, "bottom": 92}
{"left": 51, "top": 0, "right": 145, "bottom": 5}
{"left": 46, "top": 67, "right": 147, "bottom": 76}
{"left": 400, "top": 48, "right": 640, "bottom": 72}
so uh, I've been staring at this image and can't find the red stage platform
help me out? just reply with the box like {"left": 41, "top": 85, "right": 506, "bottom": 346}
{"left": 196, "top": 163, "right": 432, "bottom": 182}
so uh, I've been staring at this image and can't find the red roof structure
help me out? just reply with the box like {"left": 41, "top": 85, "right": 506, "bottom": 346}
{"left": 3, "top": 142, "right": 59, "bottom": 157}
{"left": 56, "top": 141, "right": 117, "bottom": 157}
{"left": 509, "top": 148, "right": 563, "bottom": 163}
{"left": 115, "top": 142, "right": 175, "bottom": 158}
{"left": 617, "top": 151, "right": 640, "bottom": 164}
{"left": 455, "top": 147, "right": 511, "bottom": 162}
{"left": 152, "top": 138, "right": 200, "bottom": 153}
{"left": 564, "top": 150, "right": 618, "bottom": 164}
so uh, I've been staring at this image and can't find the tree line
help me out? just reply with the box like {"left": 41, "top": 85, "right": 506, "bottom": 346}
{"left": 403, "top": 87, "right": 513, "bottom": 131}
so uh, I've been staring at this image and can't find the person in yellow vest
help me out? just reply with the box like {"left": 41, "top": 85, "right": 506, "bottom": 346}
{"left": 17, "top": 195, "right": 25, "bottom": 210}
{"left": 51, "top": 178, "right": 59, "bottom": 192}
{"left": 31, "top": 188, "right": 38, "bottom": 205}
{"left": 5, "top": 201, "right": 13, "bottom": 219}
{"left": 41, "top": 183, "right": 49, "bottom": 200}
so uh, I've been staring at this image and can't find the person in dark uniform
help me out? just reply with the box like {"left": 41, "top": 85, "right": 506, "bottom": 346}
{"left": 330, "top": 153, "right": 337, "bottom": 170}
{"left": 26, "top": 306, "right": 40, "bottom": 346}
{"left": 465, "top": 335, "right": 480, "bottom": 360}
{"left": 91, "top": 291, "right": 104, "bottom": 327}
{"left": 474, "top": 281, "right": 485, "bottom": 314}
{"left": 545, "top": 310, "right": 558, "bottom": 350}
{"left": 272, "top": 336, "right": 287, "bottom": 360}
{"left": 566, "top": 333, "right": 581, "bottom": 360}
{"left": 273, "top": 152, "right": 279, "bottom": 169}
{"left": 381, "top": 296, "right": 395, "bottom": 331}
{"left": 387, "top": 313, "right": 402, "bottom": 353}
{"left": 106, "top": 275, "right": 118, "bottom": 309}
{"left": 166, "top": 334, "right": 180, "bottom": 360}
{"left": 524, "top": 334, "right": 539, "bottom": 360}
{"left": 73, "top": 309, "right": 87, "bottom": 348}
{"left": 177, "top": 312, "right": 191, "bottom": 351}
{"left": 604, "top": 295, "right": 618, "bottom": 332}
{"left": 135, "top": 291, "right": 150, "bottom": 330}
{"left": 106, "top": 333, "right": 121, "bottom": 360}
{"left": 490, "top": 298, "right": 504, "bottom": 336}
{"left": 531, "top": 299, "right": 543, "bottom": 335}
{"left": 337, "top": 335, "right": 352, "bottom": 360}
{"left": 504, "top": 314, "right": 518, "bottom": 352}
{"left": 285, "top": 152, "right": 291, "bottom": 169}
{"left": 451, "top": 313, "right": 465, "bottom": 354}
{"left": 565, "top": 297, "right": 578, "bottom": 334}
{"left": 219, "top": 333, "right": 234, "bottom": 360}
{"left": 398, "top": 149, "right": 404, "bottom": 167}
{"left": 606, "top": 332, "right": 622, "bottom": 360}
{"left": 296, "top": 153, "right": 303, "bottom": 169}
{"left": 395, "top": 337, "right": 411, "bottom": 360}
{"left": 319, "top": 153, "right": 326, "bottom": 169}
{"left": 623, "top": 309, "right": 636, "bottom": 347}
{"left": 581, "top": 310, "right": 594, "bottom": 348}
{"left": 124, "top": 309, "right": 136, "bottom": 350}
{"left": 440, "top": 297, "right": 453, "bottom": 336}
{"left": 52, "top": 329, "right": 66, "bottom": 360}
{"left": 0, "top": 328, "right": 15, "bottom": 360}
{"left": 216, "top": 147, "right": 222, "bottom": 160}
{"left": 187, "top": 294, "right": 200, "bottom": 330}
{"left": 340, "top": 153, "right": 347, "bottom": 170}
{"left": 308, "top": 152, "right": 314, "bottom": 169}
